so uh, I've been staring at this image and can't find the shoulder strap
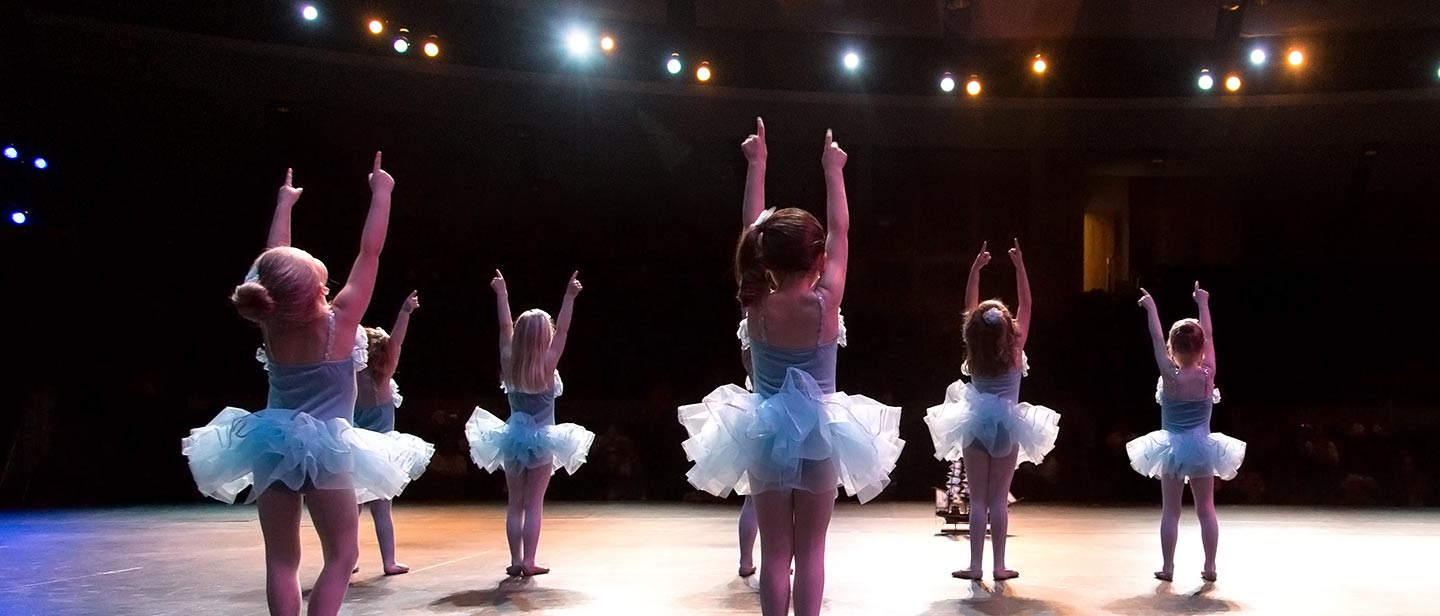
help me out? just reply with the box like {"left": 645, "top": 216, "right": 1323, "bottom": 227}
{"left": 814, "top": 290, "right": 826, "bottom": 345}
{"left": 322, "top": 310, "right": 337, "bottom": 361}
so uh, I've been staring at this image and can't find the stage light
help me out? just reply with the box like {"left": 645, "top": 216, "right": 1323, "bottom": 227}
{"left": 565, "top": 28, "right": 592, "bottom": 58}
{"left": 1225, "top": 74, "right": 1242, "bottom": 92}
{"left": 2, "top": 146, "right": 15, "bottom": 160}
{"left": 843, "top": 51, "right": 860, "bottom": 71}
{"left": 33, "top": 157, "right": 47, "bottom": 170}
{"left": 301, "top": 5, "right": 318, "bottom": 21}
{"left": 1288, "top": 49, "right": 1304, "bottom": 67}
{"left": 1197, "top": 69, "right": 1214, "bottom": 90}
{"left": 423, "top": 36, "right": 440, "bottom": 58}
{"left": 666, "top": 53, "right": 682, "bottom": 75}
{"left": 965, "top": 76, "right": 981, "bottom": 96}
{"left": 393, "top": 28, "right": 411, "bottom": 54}
{"left": 1032, "top": 54, "right": 1047, "bottom": 74}
{"left": 9, "top": 211, "right": 25, "bottom": 225}
{"left": 600, "top": 36, "right": 615, "bottom": 52}
{"left": 939, "top": 72, "right": 955, "bottom": 93}
{"left": 696, "top": 61, "right": 712, "bottom": 82}
{"left": 368, "top": 19, "right": 383, "bottom": 35}
{"left": 1250, "top": 48, "right": 1267, "bottom": 66}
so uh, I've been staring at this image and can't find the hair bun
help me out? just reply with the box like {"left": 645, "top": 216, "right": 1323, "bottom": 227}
{"left": 232, "top": 281, "right": 275, "bottom": 322}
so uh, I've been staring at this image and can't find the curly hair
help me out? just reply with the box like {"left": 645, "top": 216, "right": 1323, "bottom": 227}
{"left": 963, "top": 299, "right": 1022, "bottom": 377}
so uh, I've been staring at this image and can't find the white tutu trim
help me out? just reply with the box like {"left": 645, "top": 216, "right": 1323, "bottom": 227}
{"left": 1126, "top": 428, "right": 1246, "bottom": 482}
{"left": 464, "top": 407, "right": 594, "bottom": 475}
{"left": 923, "top": 379, "right": 1060, "bottom": 467}
{"left": 678, "top": 368, "right": 904, "bottom": 504}
{"left": 181, "top": 407, "right": 433, "bottom": 505}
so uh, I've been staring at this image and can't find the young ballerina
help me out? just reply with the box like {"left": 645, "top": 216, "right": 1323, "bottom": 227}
{"left": 465, "top": 270, "right": 595, "bottom": 577}
{"left": 679, "top": 123, "right": 904, "bottom": 616}
{"left": 923, "top": 240, "right": 1061, "bottom": 581}
{"left": 183, "top": 156, "right": 431, "bottom": 616}
{"left": 353, "top": 291, "right": 435, "bottom": 576}
{"left": 1129, "top": 283, "right": 1246, "bottom": 582}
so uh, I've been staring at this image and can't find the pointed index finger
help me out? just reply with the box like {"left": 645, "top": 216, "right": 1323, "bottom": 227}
{"left": 756, "top": 117, "right": 765, "bottom": 138}
{"left": 824, "top": 128, "right": 833, "bottom": 148}
{"left": 372, "top": 151, "right": 383, "bottom": 173}
{"left": 285, "top": 168, "right": 293, "bottom": 187}
{"left": 570, "top": 270, "right": 579, "bottom": 283}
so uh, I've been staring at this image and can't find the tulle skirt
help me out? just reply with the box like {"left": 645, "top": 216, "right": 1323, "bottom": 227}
{"left": 1126, "top": 428, "right": 1247, "bottom": 482}
{"left": 923, "top": 380, "right": 1061, "bottom": 467}
{"left": 678, "top": 367, "right": 905, "bottom": 504}
{"left": 182, "top": 407, "right": 434, "bottom": 504}
{"left": 464, "top": 408, "right": 595, "bottom": 475}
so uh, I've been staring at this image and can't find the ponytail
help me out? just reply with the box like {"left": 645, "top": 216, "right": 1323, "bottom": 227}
{"left": 734, "top": 225, "right": 770, "bottom": 307}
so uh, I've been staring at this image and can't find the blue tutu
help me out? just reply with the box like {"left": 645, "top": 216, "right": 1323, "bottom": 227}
{"left": 464, "top": 408, "right": 595, "bottom": 475}
{"left": 182, "top": 407, "right": 433, "bottom": 504}
{"left": 679, "top": 367, "right": 904, "bottom": 503}
{"left": 1127, "top": 383, "right": 1246, "bottom": 481}
{"left": 924, "top": 378, "right": 1061, "bottom": 467}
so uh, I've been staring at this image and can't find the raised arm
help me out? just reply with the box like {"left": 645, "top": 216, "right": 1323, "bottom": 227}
{"left": 1138, "top": 288, "right": 1173, "bottom": 373}
{"left": 490, "top": 270, "right": 514, "bottom": 375}
{"left": 816, "top": 129, "right": 849, "bottom": 306}
{"left": 1194, "top": 282, "right": 1216, "bottom": 372}
{"left": 266, "top": 168, "right": 303, "bottom": 248}
{"left": 1008, "top": 238, "right": 1032, "bottom": 343}
{"left": 381, "top": 291, "right": 419, "bottom": 376}
{"left": 741, "top": 117, "right": 768, "bottom": 226}
{"left": 965, "top": 242, "right": 991, "bottom": 312}
{"left": 546, "top": 272, "right": 583, "bottom": 370}
{"left": 330, "top": 153, "right": 393, "bottom": 348}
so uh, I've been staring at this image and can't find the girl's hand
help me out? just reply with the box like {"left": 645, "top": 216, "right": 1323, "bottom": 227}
{"left": 1138, "top": 287, "right": 1156, "bottom": 311}
{"left": 278, "top": 168, "right": 303, "bottom": 207}
{"left": 402, "top": 290, "right": 420, "bottom": 313}
{"left": 972, "top": 241, "right": 992, "bottom": 271}
{"left": 1007, "top": 238, "right": 1024, "bottom": 267}
{"left": 821, "top": 129, "right": 847, "bottom": 172}
{"left": 565, "top": 271, "right": 583, "bottom": 298}
{"left": 1193, "top": 281, "right": 1209, "bottom": 304}
{"left": 490, "top": 270, "right": 507, "bottom": 295}
{"left": 741, "top": 117, "right": 767, "bottom": 165}
{"left": 368, "top": 151, "right": 394, "bottom": 194}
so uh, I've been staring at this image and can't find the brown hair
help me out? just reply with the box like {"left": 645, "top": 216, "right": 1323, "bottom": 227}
{"left": 1167, "top": 318, "right": 1205, "bottom": 367}
{"left": 734, "top": 208, "right": 825, "bottom": 307}
{"left": 363, "top": 327, "right": 392, "bottom": 388}
{"left": 508, "top": 309, "right": 556, "bottom": 394}
{"left": 232, "top": 247, "right": 327, "bottom": 324}
{"left": 963, "top": 299, "right": 1021, "bottom": 378}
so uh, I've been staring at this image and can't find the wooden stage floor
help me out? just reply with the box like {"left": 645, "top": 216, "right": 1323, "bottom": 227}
{"left": 1, "top": 502, "right": 1435, "bottom": 615}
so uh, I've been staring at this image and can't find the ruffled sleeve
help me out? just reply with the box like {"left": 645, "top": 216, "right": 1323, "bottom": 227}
{"left": 350, "top": 327, "right": 369, "bottom": 372}
{"left": 737, "top": 318, "right": 751, "bottom": 351}
{"left": 390, "top": 379, "right": 404, "bottom": 408}
{"left": 256, "top": 347, "right": 270, "bottom": 371}
{"left": 835, "top": 312, "right": 848, "bottom": 348}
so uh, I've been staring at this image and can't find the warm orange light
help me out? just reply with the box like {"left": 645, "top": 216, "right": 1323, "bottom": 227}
{"left": 1288, "top": 49, "right": 1304, "bottom": 67}
{"left": 1225, "top": 75, "right": 1241, "bottom": 92}
{"left": 696, "top": 62, "right": 712, "bottom": 82}
{"left": 423, "top": 36, "right": 440, "bottom": 58}
{"left": 368, "top": 19, "right": 384, "bottom": 35}
{"left": 1032, "top": 55, "right": 1047, "bottom": 74}
{"left": 600, "top": 36, "right": 615, "bottom": 52}
{"left": 965, "top": 76, "right": 981, "bottom": 96}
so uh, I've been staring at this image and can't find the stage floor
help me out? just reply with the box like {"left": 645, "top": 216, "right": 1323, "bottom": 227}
{"left": 1, "top": 502, "right": 1434, "bottom": 615}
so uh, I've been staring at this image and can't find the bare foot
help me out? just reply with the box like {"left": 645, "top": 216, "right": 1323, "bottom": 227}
{"left": 1154, "top": 570, "right": 1173, "bottom": 582}
{"left": 951, "top": 569, "right": 982, "bottom": 580}
{"left": 993, "top": 569, "right": 1019, "bottom": 581}
{"left": 351, "top": 565, "right": 360, "bottom": 575}
{"left": 738, "top": 566, "right": 757, "bottom": 578}
{"left": 505, "top": 565, "right": 523, "bottom": 577}
{"left": 383, "top": 563, "right": 410, "bottom": 576}
{"left": 1201, "top": 570, "right": 1217, "bottom": 582}
{"left": 521, "top": 565, "right": 550, "bottom": 577}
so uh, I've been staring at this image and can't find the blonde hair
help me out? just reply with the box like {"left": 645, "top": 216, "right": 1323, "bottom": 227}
{"left": 231, "top": 247, "right": 327, "bottom": 324}
{"left": 363, "top": 327, "right": 392, "bottom": 388}
{"left": 507, "top": 309, "right": 555, "bottom": 393}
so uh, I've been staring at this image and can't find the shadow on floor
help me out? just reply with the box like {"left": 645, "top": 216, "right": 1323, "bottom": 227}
{"left": 919, "top": 580, "right": 1074, "bottom": 615}
{"left": 1102, "top": 582, "right": 1239, "bottom": 615}
{"left": 430, "top": 577, "right": 590, "bottom": 611}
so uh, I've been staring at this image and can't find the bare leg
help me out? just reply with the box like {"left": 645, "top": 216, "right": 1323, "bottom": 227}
{"left": 754, "top": 489, "right": 796, "bottom": 616}
{"left": 986, "top": 448, "right": 1020, "bottom": 576}
{"left": 1158, "top": 474, "right": 1185, "bottom": 579}
{"left": 791, "top": 461, "right": 837, "bottom": 616}
{"left": 739, "top": 496, "right": 758, "bottom": 576}
{"left": 367, "top": 499, "right": 407, "bottom": 574}
{"left": 958, "top": 446, "right": 993, "bottom": 576}
{"left": 504, "top": 468, "right": 526, "bottom": 569}
{"left": 304, "top": 488, "right": 360, "bottom": 616}
{"left": 258, "top": 488, "right": 303, "bottom": 616}
{"left": 520, "top": 466, "right": 553, "bottom": 574}
{"left": 1190, "top": 476, "right": 1219, "bottom": 577}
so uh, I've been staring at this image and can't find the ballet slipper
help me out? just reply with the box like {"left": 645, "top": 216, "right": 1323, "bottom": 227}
{"left": 951, "top": 569, "right": 982, "bottom": 580}
{"left": 1154, "top": 571, "right": 1173, "bottom": 582}
{"left": 993, "top": 569, "right": 1019, "bottom": 581}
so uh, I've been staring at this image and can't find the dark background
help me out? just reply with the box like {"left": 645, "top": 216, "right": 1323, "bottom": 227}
{"left": 1, "top": 1, "right": 1437, "bottom": 508}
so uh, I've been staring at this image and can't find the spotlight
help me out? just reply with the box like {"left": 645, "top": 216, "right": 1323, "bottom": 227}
{"left": 423, "top": 36, "right": 440, "bottom": 58}
{"left": 965, "top": 76, "right": 981, "bottom": 96}
{"left": 33, "top": 157, "right": 47, "bottom": 170}
{"left": 843, "top": 51, "right": 860, "bottom": 71}
{"left": 565, "top": 28, "right": 592, "bottom": 58}
{"left": 940, "top": 72, "right": 955, "bottom": 93}
{"left": 368, "top": 19, "right": 383, "bottom": 35}
{"left": 666, "top": 53, "right": 682, "bottom": 75}
{"left": 600, "top": 36, "right": 615, "bottom": 53}
{"left": 1250, "top": 48, "right": 1267, "bottom": 66}
{"left": 9, "top": 211, "right": 25, "bottom": 225}
{"left": 1288, "top": 49, "right": 1304, "bottom": 67}
{"left": 1032, "top": 54, "right": 1047, "bottom": 74}
{"left": 301, "top": 5, "right": 318, "bottom": 21}
{"left": 696, "top": 61, "right": 712, "bottom": 82}
{"left": 2, "top": 146, "right": 15, "bottom": 160}
{"left": 393, "top": 28, "right": 411, "bottom": 54}
{"left": 1197, "top": 69, "right": 1214, "bottom": 91}
{"left": 1225, "top": 75, "right": 1242, "bottom": 92}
